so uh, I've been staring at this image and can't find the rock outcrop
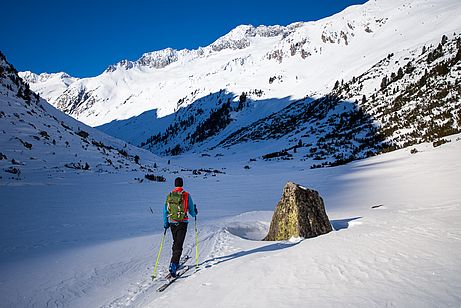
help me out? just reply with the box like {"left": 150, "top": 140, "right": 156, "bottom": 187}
{"left": 263, "top": 182, "right": 332, "bottom": 241}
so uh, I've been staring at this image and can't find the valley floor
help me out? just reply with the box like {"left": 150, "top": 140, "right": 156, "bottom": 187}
{"left": 1, "top": 135, "right": 460, "bottom": 307}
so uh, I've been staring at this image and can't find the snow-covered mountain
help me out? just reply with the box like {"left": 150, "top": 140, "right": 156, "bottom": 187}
{"left": 19, "top": 70, "right": 77, "bottom": 102}
{"left": 21, "top": 0, "right": 461, "bottom": 127}
{"left": 0, "top": 52, "right": 162, "bottom": 181}
{"left": 97, "top": 32, "right": 461, "bottom": 169}
{"left": 19, "top": 0, "right": 461, "bottom": 169}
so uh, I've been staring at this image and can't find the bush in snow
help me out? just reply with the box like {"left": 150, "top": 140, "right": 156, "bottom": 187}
{"left": 60, "top": 121, "right": 71, "bottom": 130}
{"left": 76, "top": 130, "right": 89, "bottom": 138}
{"left": 39, "top": 131, "right": 50, "bottom": 139}
{"left": 64, "top": 162, "right": 90, "bottom": 170}
{"left": 262, "top": 150, "right": 292, "bottom": 160}
{"left": 193, "top": 168, "right": 225, "bottom": 175}
{"left": 169, "top": 144, "right": 182, "bottom": 156}
{"left": 118, "top": 149, "right": 128, "bottom": 158}
{"left": 5, "top": 167, "right": 20, "bottom": 175}
{"left": 433, "top": 139, "right": 450, "bottom": 148}
{"left": 17, "top": 138, "right": 32, "bottom": 150}
{"left": 144, "top": 174, "right": 166, "bottom": 182}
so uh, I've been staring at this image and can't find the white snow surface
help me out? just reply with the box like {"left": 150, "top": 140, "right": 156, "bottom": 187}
{"left": 3, "top": 0, "right": 461, "bottom": 306}
{"left": 1, "top": 134, "right": 460, "bottom": 307}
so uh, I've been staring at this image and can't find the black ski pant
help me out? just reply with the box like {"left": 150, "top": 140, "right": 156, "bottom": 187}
{"left": 170, "top": 222, "right": 188, "bottom": 265}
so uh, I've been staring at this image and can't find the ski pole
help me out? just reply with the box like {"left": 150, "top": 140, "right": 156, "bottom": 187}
{"left": 152, "top": 228, "right": 167, "bottom": 280}
{"left": 194, "top": 216, "right": 199, "bottom": 270}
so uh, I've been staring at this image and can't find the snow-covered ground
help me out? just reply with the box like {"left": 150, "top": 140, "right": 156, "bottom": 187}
{"left": 1, "top": 133, "right": 460, "bottom": 307}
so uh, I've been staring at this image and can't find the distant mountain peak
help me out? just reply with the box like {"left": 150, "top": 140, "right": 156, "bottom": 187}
{"left": 104, "top": 24, "right": 294, "bottom": 73}
{"left": 19, "top": 71, "right": 74, "bottom": 83}
{"left": 105, "top": 47, "right": 190, "bottom": 73}
{"left": 210, "top": 24, "right": 290, "bottom": 52}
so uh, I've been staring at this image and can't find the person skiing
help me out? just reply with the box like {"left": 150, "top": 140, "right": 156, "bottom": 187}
{"left": 163, "top": 177, "right": 197, "bottom": 277}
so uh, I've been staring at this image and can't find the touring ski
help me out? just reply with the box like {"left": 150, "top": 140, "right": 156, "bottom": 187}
{"left": 157, "top": 265, "right": 191, "bottom": 292}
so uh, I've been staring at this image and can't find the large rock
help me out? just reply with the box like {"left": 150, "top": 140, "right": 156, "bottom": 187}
{"left": 263, "top": 182, "right": 332, "bottom": 241}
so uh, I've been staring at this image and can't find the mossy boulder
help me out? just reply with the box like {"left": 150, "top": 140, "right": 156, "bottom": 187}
{"left": 263, "top": 182, "right": 332, "bottom": 241}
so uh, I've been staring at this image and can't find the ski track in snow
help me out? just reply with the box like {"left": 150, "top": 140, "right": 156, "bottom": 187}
{"left": 1, "top": 136, "right": 460, "bottom": 307}
{"left": 102, "top": 230, "right": 217, "bottom": 307}
{"left": 147, "top": 203, "right": 460, "bottom": 308}
{"left": 105, "top": 223, "right": 259, "bottom": 307}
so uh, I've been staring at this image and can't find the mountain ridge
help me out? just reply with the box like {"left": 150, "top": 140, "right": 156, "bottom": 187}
{"left": 22, "top": 0, "right": 460, "bottom": 127}
{"left": 98, "top": 32, "right": 460, "bottom": 169}
{"left": 17, "top": 0, "right": 461, "bottom": 167}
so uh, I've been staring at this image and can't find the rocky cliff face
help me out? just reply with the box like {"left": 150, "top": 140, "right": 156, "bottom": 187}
{"left": 264, "top": 182, "right": 332, "bottom": 241}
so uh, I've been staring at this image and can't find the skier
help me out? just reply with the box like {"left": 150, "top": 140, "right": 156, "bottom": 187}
{"left": 163, "top": 177, "right": 197, "bottom": 277}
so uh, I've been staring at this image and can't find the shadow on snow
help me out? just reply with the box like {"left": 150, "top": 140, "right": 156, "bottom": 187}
{"left": 200, "top": 241, "right": 300, "bottom": 268}
{"left": 330, "top": 216, "right": 362, "bottom": 231}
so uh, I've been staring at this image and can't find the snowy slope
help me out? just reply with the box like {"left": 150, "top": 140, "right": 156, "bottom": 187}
{"left": 332, "top": 33, "right": 461, "bottom": 148}
{"left": 97, "top": 33, "right": 460, "bottom": 170}
{"left": 21, "top": 0, "right": 461, "bottom": 128}
{"left": 0, "top": 52, "right": 166, "bottom": 182}
{"left": 1, "top": 132, "right": 460, "bottom": 307}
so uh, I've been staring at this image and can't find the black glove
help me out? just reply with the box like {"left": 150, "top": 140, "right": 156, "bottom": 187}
{"left": 194, "top": 205, "right": 198, "bottom": 215}
{"left": 164, "top": 222, "right": 170, "bottom": 229}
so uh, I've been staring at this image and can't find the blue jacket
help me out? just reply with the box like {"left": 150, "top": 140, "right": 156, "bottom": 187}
{"left": 163, "top": 188, "right": 197, "bottom": 228}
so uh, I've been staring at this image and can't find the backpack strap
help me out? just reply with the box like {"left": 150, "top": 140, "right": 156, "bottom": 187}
{"left": 183, "top": 191, "right": 189, "bottom": 215}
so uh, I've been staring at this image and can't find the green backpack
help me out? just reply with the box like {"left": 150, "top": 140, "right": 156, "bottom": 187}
{"left": 166, "top": 191, "right": 186, "bottom": 221}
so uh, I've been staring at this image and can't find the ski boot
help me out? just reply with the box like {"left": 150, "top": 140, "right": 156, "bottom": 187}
{"left": 169, "top": 262, "right": 178, "bottom": 278}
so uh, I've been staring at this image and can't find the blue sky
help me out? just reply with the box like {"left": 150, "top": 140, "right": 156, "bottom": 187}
{"left": 3, "top": 0, "right": 367, "bottom": 77}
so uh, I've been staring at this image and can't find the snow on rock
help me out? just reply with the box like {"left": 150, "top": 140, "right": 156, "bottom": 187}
{"left": 105, "top": 48, "right": 188, "bottom": 72}
{"left": 263, "top": 182, "right": 332, "bottom": 241}
{"left": 210, "top": 24, "right": 287, "bottom": 52}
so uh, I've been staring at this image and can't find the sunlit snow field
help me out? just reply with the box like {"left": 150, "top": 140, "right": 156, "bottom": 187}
{"left": 1, "top": 134, "right": 460, "bottom": 307}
